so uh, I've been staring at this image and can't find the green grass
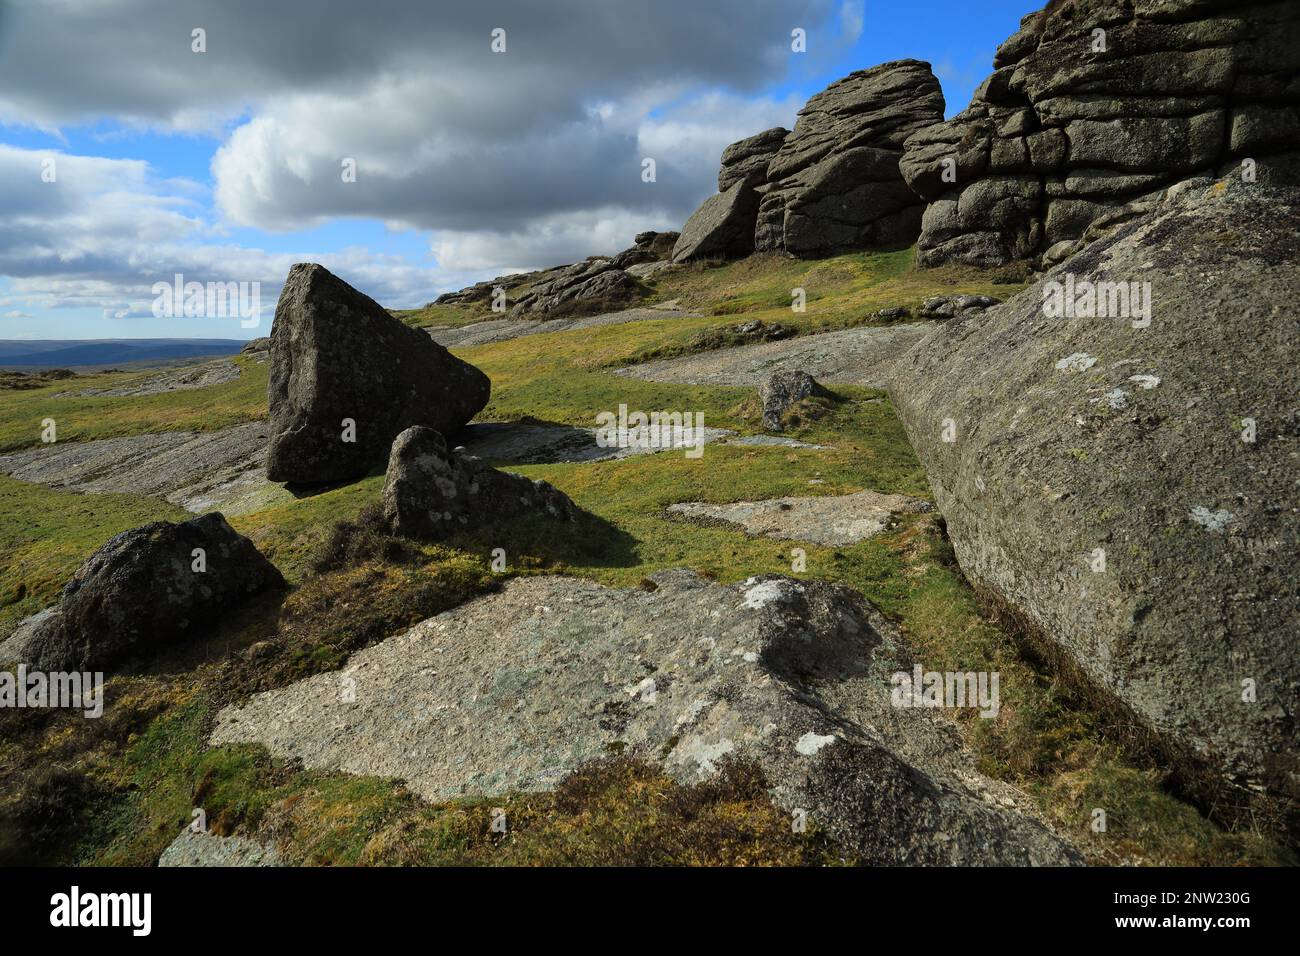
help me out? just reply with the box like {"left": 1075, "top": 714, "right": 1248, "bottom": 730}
{"left": 88, "top": 693, "right": 835, "bottom": 866}
{"left": 0, "top": 475, "right": 189, "bottom": 633}
{"left": 0, "top": 248, "right": 1290, "bottom": 867}
{"left": 0, "top": 356, "right": 268, "bottom": 453}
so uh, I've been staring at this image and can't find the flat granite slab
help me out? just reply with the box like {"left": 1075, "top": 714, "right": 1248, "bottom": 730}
{"left": 668, "top": 490, "right": 931, "bottom": 546}
{"left": 614, "top": 323, "right": 933, "bottom": 389}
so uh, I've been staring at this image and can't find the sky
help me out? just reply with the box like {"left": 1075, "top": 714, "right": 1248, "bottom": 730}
{"left": 0, "top": 0, "right": 1033, "bottom": 340}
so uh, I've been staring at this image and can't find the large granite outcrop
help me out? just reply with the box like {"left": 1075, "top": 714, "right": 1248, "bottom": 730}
{"left": 901, "top": 0, "right": 1300, "bottom": 267}
{"left": 266, "top": 264, "right": 490, "bottom": 484}
{"left": 754, "top": 60, "right": 945, "bottom": 256}
{"left": 887, "top": 178, "right": 1300, "bottom": 808}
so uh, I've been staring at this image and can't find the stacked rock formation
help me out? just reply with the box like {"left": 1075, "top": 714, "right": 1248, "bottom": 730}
{"left": 434, "top": 231, "right": 671, "bottom": 311}
{"left": 505, "top": 257, "right": 642, "bottom": 318}
{"left": 673, "top": 60, "right": 944, "bottom": 263}
{"left": 719, "top": 128, "right": 790, "bottom": 192}
{"left": 900, "top": 0, "right": 1300, "bottom": 267}
{"left": 755, "top": 60, "right": 945, "bottom": 257}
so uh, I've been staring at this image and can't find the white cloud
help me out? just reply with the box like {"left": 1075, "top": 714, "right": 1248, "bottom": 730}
{"left": 0, "top": 0, "right": 856, "bottom": 321}
{"left": 0, "top": 145, "right": 448, "bottom": 319}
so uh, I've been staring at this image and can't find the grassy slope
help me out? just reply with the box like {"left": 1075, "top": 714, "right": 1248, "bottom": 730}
{"left": 0, "top": 355, "right": 268, "bottom": 454}
{"left": 0, "top": 250, "right": 1289, "bottom": 866}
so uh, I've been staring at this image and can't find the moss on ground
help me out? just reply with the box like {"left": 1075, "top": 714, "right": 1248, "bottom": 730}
{"left": 0, "top": 248, "right": 1290, "bottom": 867}
{"left": 84, "top": 691, "right": 835, "bottom": 866}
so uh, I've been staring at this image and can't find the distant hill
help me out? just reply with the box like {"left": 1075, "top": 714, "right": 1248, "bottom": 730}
{"left": 0, "top": 339, "right": 246, "bottom": 370}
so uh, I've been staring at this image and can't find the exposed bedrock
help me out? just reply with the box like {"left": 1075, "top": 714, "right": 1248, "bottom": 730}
{"left": 887, "top": 178, "right": 1300, "bottom": 810}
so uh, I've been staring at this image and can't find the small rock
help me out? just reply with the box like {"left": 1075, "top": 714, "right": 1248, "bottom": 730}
{"left": 1055, "top": 352, "right": 1097, "bottom": 372}
{"left": 918, "top": 294, "right": 1002, "bottom": 320}
{"left": 381, "top": 427, "right": 578, "bottom": 539}
{"left": 1190, "top": 506, "right": 1235, "bottom": 533}
{"left": 759, "top": 370, "right": 832, "bottom": 431}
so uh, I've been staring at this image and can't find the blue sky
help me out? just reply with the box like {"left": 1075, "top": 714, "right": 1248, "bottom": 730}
{"left": 0, "top": 0, "right": 1032, "bottom": 340}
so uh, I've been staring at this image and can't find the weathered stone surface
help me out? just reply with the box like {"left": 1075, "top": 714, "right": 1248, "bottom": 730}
{"left": 902, "top": 0, "right": 1300, "bottom": 267}
{"left": 54, "top": 359, "right": 242, "bottom": 398}
{"left": 432, "top": 268, "right": 538, "bottom": 306}
{"left": 610, "top": 230, "right": 682, "bottom": 269}
{"left": 668, "top": 491, "right": 931, "bottom": 546}
{"left": 718, "top": 127, "right": 789, "bottom": 191}
{"left": 0, "top": 422, "right": 288, "bottom": 517}
{"left": 425, "top": 305, "right": 696, "bottom": 349}
{"left": 159, "top": 830, "right": 283, "bottom": 867}
{"left": 31, "top": 512, "right": 285, "bottom": 673}
{"left": 758, "top": 370, "right": 832, "bottom": 430}
{"left": 618, "top": 323, "right": 934, "bottom": 390}
{"left": 380, "top": 426, "right": 577, "bottom": 539}
{"left": 756, "top": 60, "right": 945, "bottom": 256}
{"left": 634, "top": 230, "right": 679, "bottom": 259}
{"left": 266, "top": 264, "right": 490, "bottom": 484}
{"left": 610, "top": 245, "right": 655, "bottom": 269}
{"left": 212, "top": 571, "right": 1079, "bottom": 865}
{"left": 887, "top": 179, "right": 1300, "bottom": 804}
{"left": 0, "top": 608, "right": 61, "bottom": 665}
{"left": 624, "top": 259, "right": 674, "bottom": 280}
{"left": 506, "top": 258, "right": 641, "bottom": 318}
{"left": 456, "top": 420, "right": 733, "bottom": 465}
{"left": 671, "top": 182, "right": 762, "bottom": 262}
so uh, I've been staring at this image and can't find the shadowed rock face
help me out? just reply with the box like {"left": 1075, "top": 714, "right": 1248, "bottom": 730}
{"left": 901, "top": 0, "right": 1300, "bottom": 267}
{"left": 212, "top": 570, "right": 1080, "bottom": 865}
{"left": 30, "top": 512, "right": 284, "bottom": 673}
{"left": 266, "top": 263, "right": 490, "bottom": 484}
{"left": 755, "top": 59, "right": 945, "bottom": 257}
{"left": 671, "top": 181, "right": 762, "bottom": 262}
{"left": 888, "top": 179, "right": 1300, "bottom": 805}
